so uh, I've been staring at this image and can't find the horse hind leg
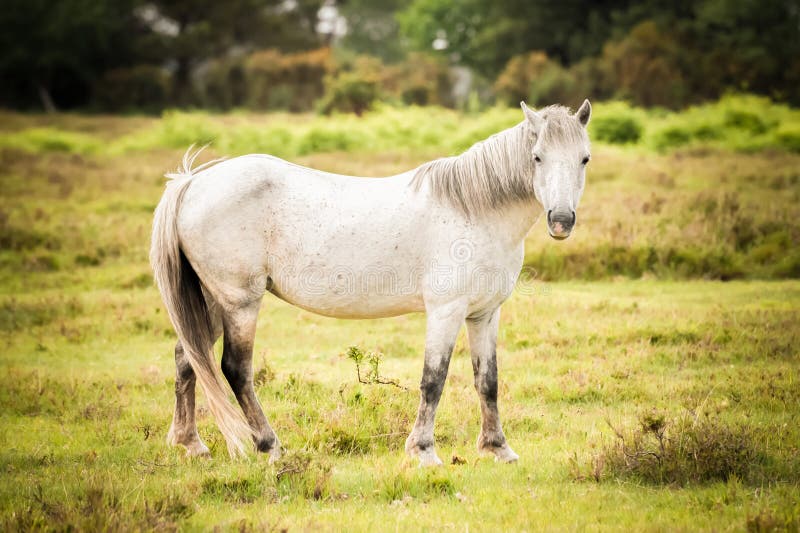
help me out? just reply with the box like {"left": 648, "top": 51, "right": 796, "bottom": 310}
{"left": 220, "top": 301, "right": 281, "bottom": 463}
{"left": 167, "top": 298, "right": 223, "bottom": 457}
{"left": 166, "top": 340, "right": 209, "bottom": 456}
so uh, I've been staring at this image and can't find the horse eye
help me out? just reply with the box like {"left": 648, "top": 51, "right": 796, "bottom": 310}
{"left": 534, "top": 155, "right": 542, "bottom": 163}
{"left": 581, "top": 156, "right": 590, "bottom": 165}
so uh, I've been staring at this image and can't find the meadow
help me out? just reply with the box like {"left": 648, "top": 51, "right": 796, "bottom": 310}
{"left": 0, "top": 99, "right": 798, "bottom": 531}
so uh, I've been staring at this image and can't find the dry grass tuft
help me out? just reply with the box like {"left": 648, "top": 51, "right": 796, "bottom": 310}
{"left": 578, "top": 410, "right": 760, "bottom": 486}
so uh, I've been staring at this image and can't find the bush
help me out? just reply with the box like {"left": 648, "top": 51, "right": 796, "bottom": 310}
{"left": 94, "top": 65, "right": 171, "bottom": 112}
{"left": 525, "top": 243, "right": 748, "bottom": 281}
{"left": 297, "top": 126, "right": 367, "bottom": 154}
{"left": 385, "top": 53, "right": 454, "bottom": 107}
{"left": 495, "top": 52, "right": 551, "bottom": 105}
{"left": 578, "top": 411, "right": 760, "bottom": 486}
{"left": 774, "top": 123, "right": 800, "bottom": 152}
{"left": 724, "top": 110, "right": 771, "bottom": 134}
{"left": 318, "top": 56, "right": 382, "bottom": 115}
{"left": 0, "top": 128, "right": 100, "bottom": 154}
{"left": 591, "top": 115, "right": 643, "bottom": 144}
{"left": 652, "top": 125, "right": 693, "bottom": 150}
{"left": 318, "top": 74, "right": 380, "bottom": 116}
{"left": 155, "top": 111, "right": 220, "bottom": 148}
{"left": 495, "top": 51, "right": 584, "bottom": 107}
{"left": 245, "top": 48, "right": 332, "bottom": 112}
{"left": 528, "top": 63, "right": 582, "bottom": 108}
{"left": 198, "top": 56, "right": 248, "bottom": 110}
{"left": 219, "top": 126, "right": 296, "bottom": 159}
{"left": 596, "top": 21, "right": 691, "bottom": 108}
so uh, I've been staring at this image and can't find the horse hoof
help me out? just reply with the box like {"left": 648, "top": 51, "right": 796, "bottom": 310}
{"left": 185, "top": 442, "right": 211, "bottom": 458}
{"left": 478, "top": 441, "right": 519, "bottom": 463}
{"left": 267, "top": 446, "right": 283, "bottom": 465}
{"left": 417, "top": 450, "right": 444, "bottom": 467}
{"left": 495, "top": 447, "right": 519, "bottom": 463}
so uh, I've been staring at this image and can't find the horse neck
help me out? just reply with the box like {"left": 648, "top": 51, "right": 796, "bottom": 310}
{"left": 478, "top": 197, "right": 544, "bottom": 247}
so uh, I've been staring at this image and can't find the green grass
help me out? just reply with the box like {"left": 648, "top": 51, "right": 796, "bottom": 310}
{"left": 0, "top": 107, "right": 798, "bottom": 530}
{"left": 2, "top": 277, "right": 798, "bottom": 530}
{"left": 2, "top": 95, "right": 800, "bottom": 158}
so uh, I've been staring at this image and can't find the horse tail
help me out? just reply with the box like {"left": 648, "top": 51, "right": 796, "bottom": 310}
{"left": 150, "top": 145, "right": 252, "bottom": 457}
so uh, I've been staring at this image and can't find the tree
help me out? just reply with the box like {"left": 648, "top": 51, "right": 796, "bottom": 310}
{"left": 397, "top": 0, "right": 639, "bottom": 78}
{"left": 146, "top": 0, "right": 325, "bottom": 105}
{"left": 690, "top": 0, "right": 800, "bottom": 103}
{"left": 0, "top": 0, "right": 145, "bottom": 110}
{"left": 336, "top": 0, "right": 408, "bottom": 62}
{"left": 0, "top": 0, "right": 327, "bottom": 110}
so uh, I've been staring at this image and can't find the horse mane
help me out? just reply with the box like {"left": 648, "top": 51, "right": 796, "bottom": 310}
{"left": 410, "top": 105, "right": 581, "bottom": 216}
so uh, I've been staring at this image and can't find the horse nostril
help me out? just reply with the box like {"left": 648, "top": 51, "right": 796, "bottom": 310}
{"left": 548, "top": 210, "right": 574, "bottom": 225}
{"left": 570, "top": 211, "right": 576, "bottom": 225}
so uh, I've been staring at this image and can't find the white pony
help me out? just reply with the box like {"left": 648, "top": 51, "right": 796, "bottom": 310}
{"left": 151, "top": 100, "right": 592, "bottom": 466}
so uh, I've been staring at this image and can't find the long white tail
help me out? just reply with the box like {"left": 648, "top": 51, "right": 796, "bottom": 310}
{"left": 150, "top": 146, "right": 252, "bottom": 457}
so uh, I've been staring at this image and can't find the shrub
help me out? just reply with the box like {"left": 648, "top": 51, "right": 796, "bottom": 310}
{"left": 297, "top": 126, "right": 366, "bottom": 154}
{"left": 495, "top": 52, "right": 552, "bottom": 105}
{"left": 597, "top": 21, "right": 691, "bottom": 108}
{"left": 384, "top": 53, "right": 454, "bottom": 107}
{"left": 652, "top": 125, "right": 693, "bottom": 151}
{"left": 318, "top": 73, "right": 380, "bottom": 115}
{"left": 220, "top": 125, "right": 296, "bottom": 158}
{"left": 494, "top": 51, "right": 584, "bottom": 107}
{"left": 774, "top": 123, "right": 800, "bottom": 152}
{"left": 94, "top": 65, "right": 172, "bottom": 112}
{"left": 579, "top": 411, "right": 760, "bottom": 486}
{"left": 94, "top": 65, "right": 171, "bottom": 112}
{"left": 0, "top": 128, "right": 100, "bottom": 154}
{"left": 591, "top": 115, "right": 643, "bottom": 144}
{"left": 274, "top": 451, "right": 334, "bottom": 501}
{"left": 198, "top": 56, "right": 248, "bottom": 110}
{"left": 346, "top": 346, "right": 404, "bottom": 389}
{"left": 724, "top": 110, "right": 770, "bottom": 134}
{"left": 446, "top": 107, "right": 520, "bottom": 153}
{"left": 155, "top": 111, "right": 220, "bottom": 148}
{"left": 528, "top": 62, "right": 582, "bottom": 108}
{"left": 245, "top": 48, "right": 332, "bottom": 111}
{"left": 318, "top": 56, "right": 382, "bottom": 115}
{"left": 524, "top": 243, "right": 749, "bottom": 281}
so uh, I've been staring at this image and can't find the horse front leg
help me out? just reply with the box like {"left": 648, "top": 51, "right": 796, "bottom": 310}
{"left": 406, "top": 302, "right": 466, "bottom": 466}
{"left": 466, "top": 308, "right": 518, "bottom": 462}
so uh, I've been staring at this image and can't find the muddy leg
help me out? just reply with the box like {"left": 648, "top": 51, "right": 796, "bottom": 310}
{"left": 167, "top": 299, "right": 224, "bottom": 456}
{"left": 466, "top": 308, "right": 518, "bottom": 462}
{"left": 167, "top": 339, "right": 213, "bottom": 457}
{"left": 405, "top": 302, "right": 466, "bottom": 466}
{"left": 220, "top": 303, "right": 281, "bottom": 462}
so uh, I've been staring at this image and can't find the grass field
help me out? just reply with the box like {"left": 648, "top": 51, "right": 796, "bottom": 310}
{"left": 0, "top": 106, "right": 798, "bottom": 531}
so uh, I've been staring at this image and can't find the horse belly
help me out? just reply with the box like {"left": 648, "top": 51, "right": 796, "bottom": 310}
{"left": 268, "top": 268, "right": 425, "bottom": 319}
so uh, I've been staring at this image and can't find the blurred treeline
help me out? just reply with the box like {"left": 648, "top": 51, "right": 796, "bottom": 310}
{"left": 2, "top": 0, "right": 798, "bottom": 113}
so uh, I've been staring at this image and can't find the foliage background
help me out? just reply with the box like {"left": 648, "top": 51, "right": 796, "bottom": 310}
{"left": 1, "top": 0, "right": 799, "bottom": 112}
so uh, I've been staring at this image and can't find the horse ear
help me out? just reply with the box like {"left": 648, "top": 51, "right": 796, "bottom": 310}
{"left": 575, "top": 99, "right": 591, "bottom": 127}
{"left": 520, "top": 101, "right": 544, "bottom": 133}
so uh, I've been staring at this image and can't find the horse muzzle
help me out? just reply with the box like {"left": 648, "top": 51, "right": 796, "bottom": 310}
{"left": 547, "top": 209, "right": 576, "bottom": 240}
